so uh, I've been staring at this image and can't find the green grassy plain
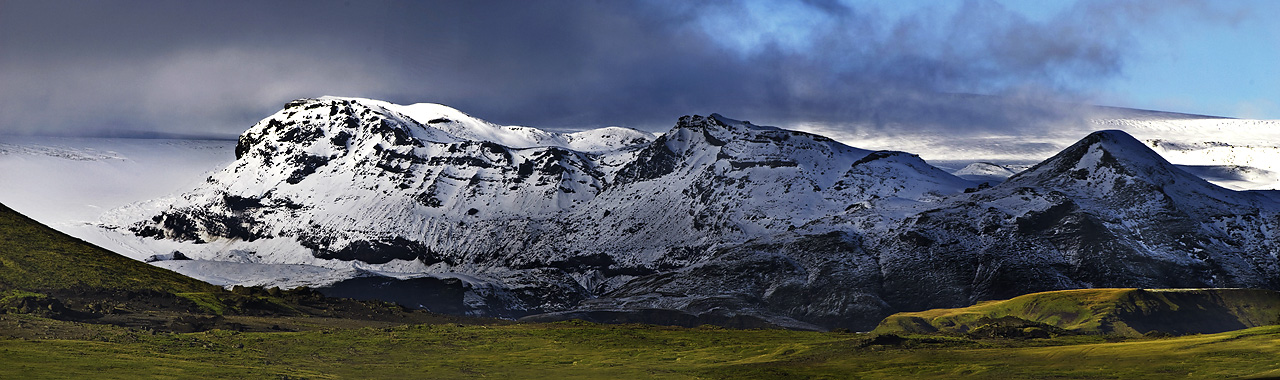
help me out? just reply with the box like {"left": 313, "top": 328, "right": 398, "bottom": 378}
{"left": 1, "top": 316, "right": 1279, "bottom": 379}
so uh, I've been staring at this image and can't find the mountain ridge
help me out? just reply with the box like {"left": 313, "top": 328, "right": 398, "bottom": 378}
{"left": 863, "top": 129, "right": 1280, "bottom": 313}
{"left": 95, "top": 97, "right": 1280, "bottom": 330}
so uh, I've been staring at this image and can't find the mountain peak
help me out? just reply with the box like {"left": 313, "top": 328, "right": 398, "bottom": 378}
{"left": 706, "top": 113, "right": 760, "bottom": 129}
{"left": 997, "top": 128, "right": 1267, "bottom": 220}
{"left": 1076, "top": 129, "right": 1162, "bottom": 159}
{"left": 234, "top": 97, "right": 437, "bottom": 163}
{"left": 1007, "top": 129, "right": 1198, "bottom": 189}
{"left": 615, "top": 113, "right": 862, "bottom": 184}
{"left": 693, "top": 113, "right": 784, "bottom": 133}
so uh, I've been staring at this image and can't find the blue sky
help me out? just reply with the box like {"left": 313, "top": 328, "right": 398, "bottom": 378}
{"left": 0, "top": 0, "right": 1276, "bottom": 137}
{"left": 881, "top": 0, "right": 1279, "bottom": 119}
{"left": 962, "top": 0, "right": 1275, "bottom": 119}
{"left": 1108, "top": 1, "right": 1280, "bottom": 119}
{"left": 694, "top": 0, "right": 1279, "bottom": 119}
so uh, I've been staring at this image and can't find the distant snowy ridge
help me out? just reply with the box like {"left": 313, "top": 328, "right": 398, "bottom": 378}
{"left": 806, "top": 115, "right": 1280, "bottom": 190}
{"left": 952, "top": 162, "right": 1016, "bottom": 185}
{"left": 0, "top": 143, "right": 127, "bottom": 161}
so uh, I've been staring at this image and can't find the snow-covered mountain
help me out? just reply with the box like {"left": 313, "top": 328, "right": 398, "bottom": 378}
{"left": 548, "top": 129, "right": 1280, "bottom": 329}
{"left": 952, "top": 162, "right": 1017, "bottom": 185}
{"left": 863, "top": 130, "right": 1280, "bottom": 312}
{"left": 9, "top": 96, "right": 1276, "bottom": 331}
{"left": 99, "top": 96, "right": 975, "bottom": 320}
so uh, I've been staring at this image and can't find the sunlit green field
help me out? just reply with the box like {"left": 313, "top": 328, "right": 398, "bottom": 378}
{"left": 3, "top": 317, "right": 1279, "bottom": 379}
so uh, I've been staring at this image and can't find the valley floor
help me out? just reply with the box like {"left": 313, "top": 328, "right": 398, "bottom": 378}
{"left": 2, "top": 316, "right": 1279, "bottom": 379}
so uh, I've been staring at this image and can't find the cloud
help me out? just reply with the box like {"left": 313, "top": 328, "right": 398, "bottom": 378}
{"left": 0, "top": 47, "right": 390, "bottom": 137}
{"left": 0, "top": 0, "right": 1252, "bottom": 137}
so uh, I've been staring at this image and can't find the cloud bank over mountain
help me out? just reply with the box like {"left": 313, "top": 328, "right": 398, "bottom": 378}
{"left": 0, "top": 0, "right": 1257, "bottom": 137}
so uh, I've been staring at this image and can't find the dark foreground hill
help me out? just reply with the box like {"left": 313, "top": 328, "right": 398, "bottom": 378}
{"left": 0, "top": 201, "right": 492, "bottom": 332}
{"left": 0, "top": 202, "right": 216, "bottom": 293}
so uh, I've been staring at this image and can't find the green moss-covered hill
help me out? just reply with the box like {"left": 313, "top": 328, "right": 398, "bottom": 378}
{"left": 0, "top": 202, "right": 217, "bottom": 293}
{"left": 875, "top": 288, "right": 1280, "bottom": 337}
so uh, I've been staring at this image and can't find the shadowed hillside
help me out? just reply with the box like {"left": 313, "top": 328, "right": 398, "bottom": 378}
{"left": 0, "top": 201, "right": 217, "bottom": 293}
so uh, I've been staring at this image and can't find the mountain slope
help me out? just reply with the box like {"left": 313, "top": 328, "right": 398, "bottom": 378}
{"left": 564, "top": 129, "right": 1280, "bottom": 330}
{"left": 525, "top": 231, "right": 891, "bottom": 330}
{"left": 0, "top": 201, "right": 216, "bottom": 293}
{"left": 952, "top": 162, "right": 1016, "bottom": 185}
{"left": 866, "top": 130, "right": 1280, "bottom": 312}
{"left": 107, "top": 97, "right": 650, "bottom": 270}
{"left": 874, "top": 288, "right": 1280, "bottom": 336}
{"left": 530, "top": 114, "right": 972, "bottom": 277}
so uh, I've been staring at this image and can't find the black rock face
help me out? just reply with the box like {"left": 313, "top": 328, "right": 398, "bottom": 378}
{"left": 319, "top": 276, "right": 472, "bottom": 315}
{"left": 301, "top": 236, "right": 440, "bottom": 265}
{"left": 520, "top": 308, "right": 795, "bottom": 330}
{"left": 614, "top": 133, "right": 680, "bottom": 184}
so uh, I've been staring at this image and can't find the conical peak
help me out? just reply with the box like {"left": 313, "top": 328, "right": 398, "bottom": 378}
{"left": 1078, "top": 129, "right": 1146, "bottom": 151}
{"left": 1009, "top": 129, "right": 1169, "bottom": 181}
{"left": 998, "top": 129, "right": 1240, "bottom": 205}
{"left": 1069, "top": 130, "right": 1168, "bottom": 162}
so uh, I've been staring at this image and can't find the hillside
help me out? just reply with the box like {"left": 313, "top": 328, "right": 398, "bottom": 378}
{"left": 853, "top": 130, "right": 1280, "bottom": 315}
{"left": 0, "top": 201, "right": 216, "bottom": 293}
{"left": 875, "top": 288, "right": 1280, "bottom": 337}
{"left": 0, "top": 200, "right": 492, "bottom": 332}
{"left": 537, "top": 129, "right": 1280, "bottom": 330}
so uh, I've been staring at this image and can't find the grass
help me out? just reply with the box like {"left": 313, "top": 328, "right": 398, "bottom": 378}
{"left": 173, "top": 292, "right": 231, "bottom": 315}
{"left": 784, "top": 325, "right": 1280, "bottom": 379}
{"left": 875, "top": 288, "right": 1280, "bottom": 336}
{"left": 877, "top": 288, "right": 1131, "bottom": 334}
{"left": 173, "top": 291, "right": 302, "bottom": 316}
{"left": 0, "top": 202, "right": 217, "bottom": 293}
{"left": 0, "top": 317, "right": 1279, "bottom": 379}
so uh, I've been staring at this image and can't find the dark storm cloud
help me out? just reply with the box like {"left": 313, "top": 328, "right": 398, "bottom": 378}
{"left": 0, "top": 0, "right": 1242, "bottom": 137}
